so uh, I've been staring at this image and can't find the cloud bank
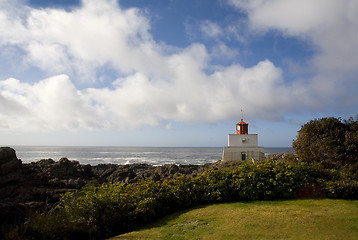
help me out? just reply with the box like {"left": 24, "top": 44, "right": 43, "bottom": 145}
{"left": 0, "top": 0, "right": 357, "bottom": 131}
{"left": 229, "top": 0, "right": 358, "bottom": 107}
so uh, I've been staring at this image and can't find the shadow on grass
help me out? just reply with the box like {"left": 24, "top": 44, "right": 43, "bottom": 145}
{"left": 135, "top": 204, "right": 209, "bottom": 231}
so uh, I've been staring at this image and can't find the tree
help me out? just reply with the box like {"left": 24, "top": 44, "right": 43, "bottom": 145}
{"left": 292, "top": 116, "right": 358, "bottom": 166}
{"left": 344, "top": 116, "right": 358, "bottom": 164}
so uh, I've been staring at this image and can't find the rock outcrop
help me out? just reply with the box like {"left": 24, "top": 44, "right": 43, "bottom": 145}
{"left": 0, "top": 147, "right": 22, "bottom": 184}
{"left": 0, "top": 147, "right": 238, "bottom": 225}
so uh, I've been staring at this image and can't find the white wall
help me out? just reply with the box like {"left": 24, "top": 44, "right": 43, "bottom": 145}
{"left": 228, "top": 134, "right": 258, "bottom": 147}
{"left": 222, "top": 146, "right": 265, "bottom": 161}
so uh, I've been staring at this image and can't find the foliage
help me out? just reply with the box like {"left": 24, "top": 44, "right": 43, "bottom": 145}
{"left": 293, "top": 116, "right": 358, "bottom": 166}
{"left": 323, "top": 180, "right": 358, "bottom": 199}
{"left": 11, "top": 160, "right": 358, "bottom": 240}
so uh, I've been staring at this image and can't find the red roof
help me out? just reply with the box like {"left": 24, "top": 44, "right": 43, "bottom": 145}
{"left": 237, "top": 118, "right": 247, "bottom": 125}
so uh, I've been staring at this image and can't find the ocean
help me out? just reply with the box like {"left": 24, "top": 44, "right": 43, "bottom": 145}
{"left": 12, "top": 146, "right": 293, "bottom": 166}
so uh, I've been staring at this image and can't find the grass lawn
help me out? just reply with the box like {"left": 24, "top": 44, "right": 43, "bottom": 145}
{"left": 109, "top": 199, "right": 358, "bottom": 240}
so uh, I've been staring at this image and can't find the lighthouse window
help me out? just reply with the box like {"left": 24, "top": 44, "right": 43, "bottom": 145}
{"left": 241, "top": 153, "right": 246, "bottom": 161}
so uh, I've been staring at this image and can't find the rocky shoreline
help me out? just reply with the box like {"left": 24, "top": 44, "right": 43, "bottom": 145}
{"left": 0, "top": 147, "right": 244, "bottom": 225}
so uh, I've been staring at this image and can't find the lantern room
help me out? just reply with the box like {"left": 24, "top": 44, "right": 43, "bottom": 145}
{"left": 236, "top": 119, "right": 248, "bottom": 134}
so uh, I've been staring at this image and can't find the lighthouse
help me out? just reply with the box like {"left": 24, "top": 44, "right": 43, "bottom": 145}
{"left": 222, "top": 119, "right": 265, "bottom": 161}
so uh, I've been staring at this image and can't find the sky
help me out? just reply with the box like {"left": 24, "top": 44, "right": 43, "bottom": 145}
{"left": 0, "top": 0, "right": 357, "bottom": 147}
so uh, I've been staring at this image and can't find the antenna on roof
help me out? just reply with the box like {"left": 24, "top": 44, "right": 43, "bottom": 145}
{"left": 241, "top": 109, "right": 244, "bottom": 120}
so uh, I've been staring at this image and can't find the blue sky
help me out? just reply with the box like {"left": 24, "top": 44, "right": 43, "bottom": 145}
{"left": 0, "top": 0, "right": 357, "bottom": 147}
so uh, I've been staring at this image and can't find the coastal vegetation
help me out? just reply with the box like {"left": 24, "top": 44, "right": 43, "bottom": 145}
{"left": 6, "top": 160, "right": 358, "bottom": 240}
{"left": 293, "top": 116, "right": 358, "bottom": 166}
{"left": 3, "top": 116, "right": 358, "bottom": 240}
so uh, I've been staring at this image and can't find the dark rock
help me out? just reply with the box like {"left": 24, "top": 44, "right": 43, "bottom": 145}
{"left": 50, "top": 158, "right": 79, "bottom": 178}
{"left": 108, "top": 168, "right": 135, "bottom": 183}
{"left": 267, "top": 153, "right": 297, "bottom": 162}
{"left": 0, "top": 147, "right": 18, "bottom": 165}
{"left": 0, "top": 149, "right": 93, "bottom": 225}
{"left": 0, "top": 202, "right": 27, "bottom": 224}
{"left": 36, "top": 158, "right": 56, "bottom": 166}
{"left": 178, "top": 164, "right": 201, "bottom": 175}
{"left": 154, "top": 164, "right": 180, "bottom": 179}
{"left": 267, "top": 153, "right": 285, "bottom": 161}
{"left": 92, "top": 164, "right": 118, "bottom": 181}
{"left": 0, "top": 147, "right": 23, "bottom": 185}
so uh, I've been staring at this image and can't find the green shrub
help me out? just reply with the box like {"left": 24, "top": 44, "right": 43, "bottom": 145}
{"left": 293, "top": 116, "right": 358, "bottom": 166}
{"left": 323, "top": 180, "right": 358, "bottom": 199}
{"left": 18, "top": 160, "right": 358, "bottom": 240}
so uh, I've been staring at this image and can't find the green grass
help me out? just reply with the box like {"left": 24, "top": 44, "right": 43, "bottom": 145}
{"left": 109, "top": 199, "right": 358, "bottom": 240}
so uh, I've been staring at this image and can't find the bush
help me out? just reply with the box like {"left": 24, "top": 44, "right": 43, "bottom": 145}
{"left": 293, "top": 116, "right": 358, "bottom": 166}
{"left": 15, "top": 161, "right": 358, "bottom": 240}
{"left": 323, "top": 180, "right": 358, "bottom": 199}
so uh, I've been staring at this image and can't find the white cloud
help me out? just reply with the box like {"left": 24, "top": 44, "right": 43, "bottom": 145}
{"left": 229, "top": 0, "right": 358, "bottom": 81}
{"left": 229, "top": 0, "right": 339, "bottom": 34}
{"left": 1, "top": 0, "right": 356, "bottom": 132}
{"left": 200, "top": 20, "right": 223, "bottom": 39}
{"left": 210, "top": 42, "right": 239, "bottom": 60}
{"left": 228, "top": 0, "right": 358, "bottom": 118}
{"left": 0, "top": 0, "right": 170, "bottom": 81}
{"left": 0, "top": 58, "right": 295, "bottom": 130}
{"left": 0, "top": 75, "right": 104, "bottom": 130}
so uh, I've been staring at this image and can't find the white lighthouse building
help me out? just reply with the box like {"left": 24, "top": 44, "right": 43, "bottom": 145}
{"left": 222, "top": 119, "right": 265, "bottom": 161}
